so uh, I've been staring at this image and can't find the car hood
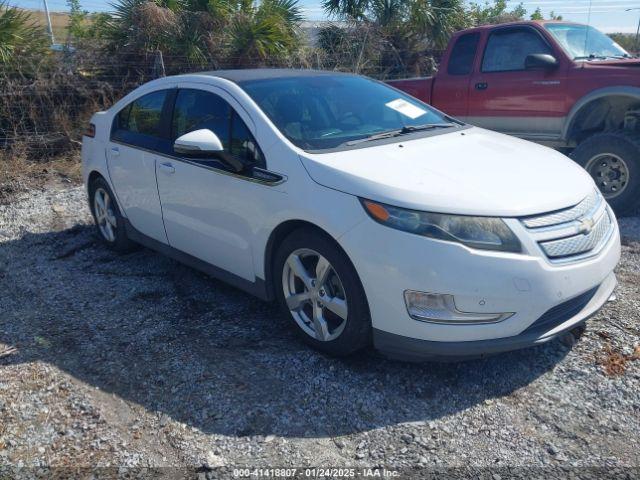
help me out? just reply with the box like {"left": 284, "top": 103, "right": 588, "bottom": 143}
{"left": 584, "top": 58, "right": 640, "bottom": 68}
{"left": 299, "top": 127, "right": 595, "bottom": 217}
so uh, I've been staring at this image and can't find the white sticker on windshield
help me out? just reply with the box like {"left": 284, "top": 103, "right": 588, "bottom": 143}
{"left": 385, "top": 98, "right": 428, "bottom": 119}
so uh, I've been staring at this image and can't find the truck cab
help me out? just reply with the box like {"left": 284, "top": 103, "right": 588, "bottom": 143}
{"left": 390, "top": 21, "right": 640, "bottom": 215}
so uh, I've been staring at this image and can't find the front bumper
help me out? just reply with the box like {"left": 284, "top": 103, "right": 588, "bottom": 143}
{"left": 338, "top": 205, "right": 621, "bottom": 354}
{"left": 373, "top": 272, "right": 616, "bottom": 361}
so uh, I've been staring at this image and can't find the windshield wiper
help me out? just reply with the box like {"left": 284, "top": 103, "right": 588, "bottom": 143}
{"left": 344, "top": 123, "right": 454, "bottom": 146}
{"left": 574, "top": 54, "right": 609, "bottom": 60}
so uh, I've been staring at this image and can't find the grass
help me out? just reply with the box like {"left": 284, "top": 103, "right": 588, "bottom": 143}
{"left": 22, "top": 9, "right": 70, "bottom": 42}
{"left": 0, "top": 147, "right": 82, "bottom": 204}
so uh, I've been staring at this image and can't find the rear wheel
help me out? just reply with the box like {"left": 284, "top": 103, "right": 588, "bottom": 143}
{"left": 571, "top": 131, "right": 640, "bottom": 216}
{"left": 88, "top": 177, "right": 135, "bottom": 252}
{"left": 273, "top": 228, "right": 371, "bottom": 356}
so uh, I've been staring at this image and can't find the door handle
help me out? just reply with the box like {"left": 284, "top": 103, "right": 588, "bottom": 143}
{"left": 110, "top": 146, "right": 120, "bottom": 156}
{"left": 475, "top": 82, "right": 488, "bottom": 91}
{"left": 159, "top": 162, "right": 175, "bottom": 174}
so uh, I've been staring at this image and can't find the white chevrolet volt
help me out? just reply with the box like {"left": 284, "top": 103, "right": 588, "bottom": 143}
{"left": 82, "top": 69, "right": 620, "bottom": 360}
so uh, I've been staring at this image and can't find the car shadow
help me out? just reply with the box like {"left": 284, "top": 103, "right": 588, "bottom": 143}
{"left": 0, "top": 224, "right": 572, "bottom": 438}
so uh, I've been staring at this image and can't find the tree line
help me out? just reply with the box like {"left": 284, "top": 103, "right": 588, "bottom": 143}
{"left": 2, "top": 0, "right": 575, "bottom": 79}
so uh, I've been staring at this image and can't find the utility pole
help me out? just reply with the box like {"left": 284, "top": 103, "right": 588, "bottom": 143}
{"left": 625, "top": 7, "right": 640, "bottom": 54}
{"left": 42, "top": 0, "right": 55, "bottom": 45}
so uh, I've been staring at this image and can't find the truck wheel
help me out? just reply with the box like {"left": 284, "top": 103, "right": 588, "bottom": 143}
{"left": 571, "top": 131, "right": 640, "bottom": 216}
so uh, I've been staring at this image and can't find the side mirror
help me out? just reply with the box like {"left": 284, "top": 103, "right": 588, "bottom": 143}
{"left": 174, "top": 129, "right": 224, "bottom": 156}
{"left": 525, "top": 53, "right": 559, "bottom": 70}
{"left": 173, "top": 128, "right": 246, "bottom": 173}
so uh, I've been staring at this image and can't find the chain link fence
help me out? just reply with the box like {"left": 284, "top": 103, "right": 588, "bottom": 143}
{"left": 0, "top": 47, "right": 443, "bottom": 158}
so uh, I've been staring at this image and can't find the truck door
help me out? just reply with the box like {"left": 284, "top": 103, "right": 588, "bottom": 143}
{"left": 468, "top": 25, "right": 568, "bottom": 140}
{"left": 431, "top": 32, "right": 480, "bottom": 119}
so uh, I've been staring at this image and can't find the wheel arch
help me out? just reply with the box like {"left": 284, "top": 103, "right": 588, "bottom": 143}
{"left": 564, "top": 86, "right": 640, "bottom": 144}
{"left": 262, "top": 219, "right": 354, "bottom": 301}
{"left": 87, "top": 170, "right": 105, "bottom": 190}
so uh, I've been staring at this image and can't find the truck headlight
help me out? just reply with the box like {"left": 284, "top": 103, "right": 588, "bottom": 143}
{"left": 361, "top": 199, "right": 521, "bottom": 253}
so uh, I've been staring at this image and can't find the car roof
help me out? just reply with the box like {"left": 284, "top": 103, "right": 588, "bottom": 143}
{"left": 197, "top": 68, "right": 353, "bottom": 84}
{"left": 455, "top": 20, "right": 584, "bottom": 35}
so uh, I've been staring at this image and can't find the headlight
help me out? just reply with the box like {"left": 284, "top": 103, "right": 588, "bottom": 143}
{"left": 361, "top": 199, "right": 521, "bottom": 253}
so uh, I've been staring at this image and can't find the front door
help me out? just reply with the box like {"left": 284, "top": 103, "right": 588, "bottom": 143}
{"left": 155, "top": 85, "right": 278, "bottom": 282}
{"left": 468, "top": 26, "right": 568, "bottom": 139}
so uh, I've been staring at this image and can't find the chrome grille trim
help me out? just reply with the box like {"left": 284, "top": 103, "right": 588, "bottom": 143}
{"left": 539, "top": 210, "right": 612, "bottom": 259}
{"left": 519, "top": 190, "right": 615, "bottom": 263}
{"left": 521, "top": 190, "right": 600, "bottom": 229}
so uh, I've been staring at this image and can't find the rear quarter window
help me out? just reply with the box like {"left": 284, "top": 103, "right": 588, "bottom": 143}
{"left": 447, "top": 33, "right": 480, "bottom": 75}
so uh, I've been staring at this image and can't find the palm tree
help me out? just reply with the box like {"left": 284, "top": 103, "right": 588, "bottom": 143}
{"left": 320, "top": 0, "right": 467, "bottom": 77}
{"left": 0, "top": 2, "right": 48, "bottom": 67}
{"left": 104, "top": 0, "right": 304, "bottom": 69}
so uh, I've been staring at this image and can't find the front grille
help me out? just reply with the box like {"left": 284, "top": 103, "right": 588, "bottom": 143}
{"left": 539, "top": 210, "right": 612, "bottom": 258}
{"left": 521, "top": 190, "right": 599, "bottom": 229}
{"left": 521, "top": 286, "right": 598, "bottom": 335}
{"left": 520, "top": 190, "right": 615, "bottom": 263}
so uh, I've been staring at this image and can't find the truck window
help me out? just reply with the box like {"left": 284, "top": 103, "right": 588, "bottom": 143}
{"left": 482, "top": 28, "right": 552, "bottom": 72}
{"left": 447, "top": 33, "right": 480, "bottom": 76}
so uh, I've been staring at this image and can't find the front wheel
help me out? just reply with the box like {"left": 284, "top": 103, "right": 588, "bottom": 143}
{"left": 273, "top": 228, "right": 371, "bottom": 357}
{"left": 571, "top": 131, "right": 640, "bottom": 216}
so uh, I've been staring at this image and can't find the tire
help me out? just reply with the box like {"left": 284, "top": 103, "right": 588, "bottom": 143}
{"left": 570, "top": 131, "right": 640, "bottom": 216}
{"left": 88, "top": 176, "right": 136, "bottom": 252}
{"left": 273, "top": 228, "right": 371, "bottom": 357}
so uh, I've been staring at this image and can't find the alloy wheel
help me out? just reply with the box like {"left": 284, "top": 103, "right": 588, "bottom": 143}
{"left": 93, "top": 187, "right": 117, "bottom": 242}
{"left": 281, "top": 248, "right": 348, "bottom": 341}
{"left": 585, "top": 153, "right": 629, "bottom": 199}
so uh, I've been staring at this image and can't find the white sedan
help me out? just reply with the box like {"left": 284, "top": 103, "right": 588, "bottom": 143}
{"left": 82, "top": 69, "right": 620, "bottom": 360}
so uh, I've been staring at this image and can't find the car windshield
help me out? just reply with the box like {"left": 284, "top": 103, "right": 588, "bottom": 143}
{"left": 545, "top": 23, "right": 630, "bottom": 60}
{"left": 239, "top": 74, "right": 455, "bottom": 151}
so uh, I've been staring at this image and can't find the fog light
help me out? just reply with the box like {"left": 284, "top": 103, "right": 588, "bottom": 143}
{"left": 404, "top": 291, "right": 513, "bottom": 324}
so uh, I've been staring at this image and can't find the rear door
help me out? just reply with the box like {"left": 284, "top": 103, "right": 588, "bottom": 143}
{"left": 107, "top": 89, "right": 172, "bottom": 243}
{"left": 431, "top": 32, "right": 480, "bottom": 119}
{"left": 468, "top": 26, "right": 568, "bottom": 139}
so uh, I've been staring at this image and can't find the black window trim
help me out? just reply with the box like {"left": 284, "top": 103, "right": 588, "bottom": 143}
{"left": 447, "top": 32, "right": 481, "bottom": 76}
{"left": 480, "top": 25, "right": 555, "bottom": 74}
{"left": 169, "top": 87, "right": 267, "bottom": 172}
{"left": 109, "top": 86, "right": 281, "bottom": 186}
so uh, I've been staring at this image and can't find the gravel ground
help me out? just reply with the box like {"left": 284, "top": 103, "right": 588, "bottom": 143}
{"left": 0, "top": 183, "right": 639, "bottom": 476}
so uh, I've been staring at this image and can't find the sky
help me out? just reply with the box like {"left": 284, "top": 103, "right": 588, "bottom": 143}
{"left": 11, "top": 0, "right": 640, "bottom": 34}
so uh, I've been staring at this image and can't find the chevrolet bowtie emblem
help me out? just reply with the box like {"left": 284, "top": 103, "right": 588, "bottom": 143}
{"left": 578, "top": 217, "right": 595, "bottom": 235}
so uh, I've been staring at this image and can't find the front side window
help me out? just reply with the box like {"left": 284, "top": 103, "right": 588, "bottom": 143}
{"left": 545, "top": 23, "right": 630, "bottom": 60}
{"left": 172, "top": 89, "right": 264, "bottom": 167}
{"left": 482, "top": 28, "right": 552, "bottom": 72}
{"left": 448, "top": 33, "right": 480, "bottom": 75}
{"left": 240, "top": 75, "right": 454, "bottom": 151}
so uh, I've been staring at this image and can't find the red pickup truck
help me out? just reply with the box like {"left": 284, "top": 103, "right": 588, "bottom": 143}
{"left": 389, "top": 21, "right": 640, "bottom": 215}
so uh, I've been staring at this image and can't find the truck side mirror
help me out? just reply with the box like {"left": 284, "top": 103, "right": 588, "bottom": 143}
{"left": 525, "top": 53, "right": 559, "bottom": 70}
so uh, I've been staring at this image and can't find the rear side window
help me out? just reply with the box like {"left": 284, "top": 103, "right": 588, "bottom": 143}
{"left": 447, "top": 33, "right": 480, "bottom": 75}
{"left": 172, "top": 89, "right": 265, "bottom": 168}
{"left": 111, "top": 90, "right": 170, "bottom": 150}
{"left": 117, "top": 90, "right": 167, "bottom": 136}
{"left": 482, "top": 28, "right": 552, "bottom": 72}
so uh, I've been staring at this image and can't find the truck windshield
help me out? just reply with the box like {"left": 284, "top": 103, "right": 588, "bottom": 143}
{"left": 239, "top": 75, "right": 455, "bottom": 151}
{"left": 545, "top": 23, "right": 631, "bottom": 60}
